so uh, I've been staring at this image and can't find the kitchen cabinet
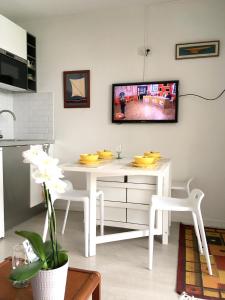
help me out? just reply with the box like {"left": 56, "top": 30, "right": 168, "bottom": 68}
{"left": 0, "top": 149, "right": 4, "bottom": 238}
{"left": 3, "top": 146, "right": 44, "bottom": 231}
{"left": 97, "top": 176, "right": 157, "bottom": 229}
{"left": 0, "top": 14, "right": 27, "bottom": 60}
{"left": 0, "top": 142, "right": 53, "bottom": 237}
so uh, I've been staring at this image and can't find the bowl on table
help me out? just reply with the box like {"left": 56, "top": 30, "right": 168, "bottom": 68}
{"left": 97, "top": 150, "right": 113, "bottom": 159}
{"left": 134, "top": 155, "right": 156, "bottom": 165}
{"left": 80, "top": 153, "right": 99, "bottom": 162}
{"left": 144, "top": 151, "right": 161, "bottom": 159}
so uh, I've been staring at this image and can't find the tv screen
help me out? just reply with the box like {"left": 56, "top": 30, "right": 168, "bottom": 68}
{"left": 112, "top": 80, "right": 179, "bottom": 123}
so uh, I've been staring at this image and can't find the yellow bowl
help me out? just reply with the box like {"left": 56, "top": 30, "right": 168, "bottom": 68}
{"left": 80, "top": 153, "right": 99, "bottom": 162}
{"left": 97, "top": 150, "right": 113, "bottom": 159}
{"left": 144, "top": 151, "right": 161, "bottom": 158}
{"left": 134, "top": 155, "right": 155, "bottom": 164}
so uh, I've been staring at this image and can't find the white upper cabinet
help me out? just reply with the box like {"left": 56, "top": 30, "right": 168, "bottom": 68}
{"left": 0, "top": 14, "right": 27, "bottom": 60}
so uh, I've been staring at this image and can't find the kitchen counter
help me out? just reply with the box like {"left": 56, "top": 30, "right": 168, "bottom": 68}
{"left": 0, "top": 139, "right": 54, "bottom": 147}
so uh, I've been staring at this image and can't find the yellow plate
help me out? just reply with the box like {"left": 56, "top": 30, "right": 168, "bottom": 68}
{"left": 131, "top": 162, "right": 158, "bottom": 169}
{"left": 79, "top": 160, "right": 101, "bottom": 165}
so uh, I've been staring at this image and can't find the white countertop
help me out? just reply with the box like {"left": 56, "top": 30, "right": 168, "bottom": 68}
{"left": 0, "top": 139, "right": 54, "bottom": 147}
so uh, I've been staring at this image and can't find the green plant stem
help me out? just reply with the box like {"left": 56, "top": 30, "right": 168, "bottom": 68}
{"left": 48, "top": 190, "right": 59, "bottom": 266}
{"left": 43, "top": 183, "right": 58, "bottom": 268}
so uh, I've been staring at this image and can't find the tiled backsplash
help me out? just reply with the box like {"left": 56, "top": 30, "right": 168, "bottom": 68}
{"left": 0, "top": 90, "right": 14, "bottom": 139}
{"left": 13, "top": 92, "right": 54, "bottom": 140}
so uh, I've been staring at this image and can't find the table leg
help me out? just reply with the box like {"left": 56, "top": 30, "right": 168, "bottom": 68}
{"left": 86, "top": 173, "right": 97, "bottom": 256}
{"left": 162, "top": 163, "right": 171, "bottom": 245}
{"left": 155, "top": 175, "right": 163, "bottom": 235}
{"left": 92, "top": 283, "right": 101, "bottom": 300}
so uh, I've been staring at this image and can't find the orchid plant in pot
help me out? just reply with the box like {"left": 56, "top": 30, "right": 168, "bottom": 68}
{"left": 10, "top": 145, "right": 68, "bottom": 300}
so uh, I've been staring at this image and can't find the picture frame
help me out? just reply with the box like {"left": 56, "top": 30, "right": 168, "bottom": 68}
{"left": 63, "top": 70, "right": 90, "bottom": 108}
{"left": 175, "top": 41, "right": 220, "bottom": 60}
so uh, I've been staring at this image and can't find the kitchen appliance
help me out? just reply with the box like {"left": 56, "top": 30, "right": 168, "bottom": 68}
{"left": 0, "top": 48, "right": 27, "bottom": 91}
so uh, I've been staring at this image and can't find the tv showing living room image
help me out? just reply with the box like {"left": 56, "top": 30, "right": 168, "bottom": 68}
{"left": 112, "top": 80, "right": 179, "bottom": 123}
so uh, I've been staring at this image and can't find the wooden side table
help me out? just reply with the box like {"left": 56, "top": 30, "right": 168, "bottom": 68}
{"left": 0, "top": 258, "right": 101, "bottom": 300}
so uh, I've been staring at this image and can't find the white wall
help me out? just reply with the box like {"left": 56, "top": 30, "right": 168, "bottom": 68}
{"left": 20, "top": 0, "right": 225, "bottom": 227}
{"left": 0, "top": 90, "right": 14, "bottom": 138}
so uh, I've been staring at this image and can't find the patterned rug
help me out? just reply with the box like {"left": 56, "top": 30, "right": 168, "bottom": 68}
{"left": 176, "top": 223, "right": 225, "bottom": 299}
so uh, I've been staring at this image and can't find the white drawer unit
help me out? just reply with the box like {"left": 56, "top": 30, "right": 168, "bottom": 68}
{"left": 97, "top": 182, "right": 126, "bottom": 203}
{"left": 97, "top": 176, "right": 156, "bottom": 229}
{"left": 127, "top": 175, "right": 156, "bottom": 185}
{"left": 127, "top": 208, "right": 148, "bottom": 225}
{"left": 127, "top": 184, "right": 156, "bottom": 205}
{"left": 98, "top": 176, "right": 124, "bottom": 183}
{"left": 97, "top": 206, "right": 126, "bottom": 222}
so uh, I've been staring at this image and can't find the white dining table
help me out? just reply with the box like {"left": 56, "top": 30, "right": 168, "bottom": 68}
{"left": 61, "top": 157, "right": 171, "bottom": 257}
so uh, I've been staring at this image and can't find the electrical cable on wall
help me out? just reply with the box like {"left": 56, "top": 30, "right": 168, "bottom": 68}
{"left": 180, "top": 89, "right": 225, "bottom": 101}
{"left": 140, "top": 7, "right": 225, "bottom": 102}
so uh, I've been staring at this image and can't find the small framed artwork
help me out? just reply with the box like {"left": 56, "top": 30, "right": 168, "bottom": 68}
{"left": 63, "top": 70, "right": 90, "bottom": 108}
{"left": 175, "top": 41, "right": 220, "bottom": 60}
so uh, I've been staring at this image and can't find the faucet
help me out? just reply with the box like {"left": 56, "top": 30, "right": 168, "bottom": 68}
{"left": 0, "top": 110, "right": 16, "bottom": 120}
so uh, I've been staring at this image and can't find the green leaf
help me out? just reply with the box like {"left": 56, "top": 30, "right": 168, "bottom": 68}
{"left": 10, "top": 260, "right": 44, "bottom": 281}
{"left": 15, "top": 231, "right": 46, "bottom": 262}
{"left": 57, "top": 251, "right": 68, "bottom": 267}
{"left": 43, "top": 240, "right": 62, "bottom": 258}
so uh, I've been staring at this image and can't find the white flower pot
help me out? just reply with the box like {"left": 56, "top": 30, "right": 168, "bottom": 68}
{"left": 31, "top": 261, "right": 68, "bottom": 300}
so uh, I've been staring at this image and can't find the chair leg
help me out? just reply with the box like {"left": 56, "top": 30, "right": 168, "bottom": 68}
{"left": 192, "top": 212, "right": 203, "bottom": 254}
{"left": 61, "top": 200, "right": 71, "bottom": 235}
{"left": 99, "top": 193, "right": 104, "bottom": 236}
{"left": 196, "top": 208, "right": 212, "bottom": 275}
{"left": 84, "top": 200, "right": 89, "bottom": 257}
{"left": 42, "top": 211, "right": 49, "bottom": 242}
{"left": 149, "top": 206, "right": 155, "bottom": 270}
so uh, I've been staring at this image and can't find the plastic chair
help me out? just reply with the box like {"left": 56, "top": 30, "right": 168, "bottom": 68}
{"left": 169, "top": 178, "right": 194, "bottom": 226}
{"left": 42, "top": 180, "right": 104, "bottom": 257}
{"left": 148, "top": 188, "right": 212, "bottom": 275}
{"left": 171, "top": 178, "right": 193, "bottom": 196}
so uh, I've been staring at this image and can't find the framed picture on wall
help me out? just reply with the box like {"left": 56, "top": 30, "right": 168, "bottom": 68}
{"left": 175, "top": 40, "right": 220, "bottom": 59}
{"left": 63, "top": 70, "right": 90, "bottom": 108}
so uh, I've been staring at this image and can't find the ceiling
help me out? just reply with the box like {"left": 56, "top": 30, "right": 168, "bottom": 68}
{"left": 0, "top": 0, "right": 178, "bottom": 21}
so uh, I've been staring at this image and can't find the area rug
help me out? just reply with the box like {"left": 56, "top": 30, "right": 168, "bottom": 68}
{"left": 176, "top": 223, "right": 225, "bottom": 299}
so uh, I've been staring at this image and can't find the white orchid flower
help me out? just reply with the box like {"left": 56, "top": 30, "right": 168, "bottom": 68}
{"left": 32, "top": 165, "right": 64, "bottom": 183}
{"left": 23, "top": 146, "right": 48, "bottom": 166}
{"left": 46, "top": 179, "right": 67, "bottom": 194}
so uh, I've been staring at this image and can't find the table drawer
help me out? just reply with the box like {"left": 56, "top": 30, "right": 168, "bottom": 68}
{"left": 97, "top": 176, "right": 125, "bottom": 183}
{"left": 97, "top": 206, "right": 126, "bottom": 222}
{"left": 127, "top": 208, "right": 148, "bottom": 225}
{"left": 127, "top": 175, "right": 157, "bottom": 185}
{"left": 97, "top": 186, "right": 126, "bottom": 202}
{"left": 127, "top": 188, "right": 156, "bottom": 205}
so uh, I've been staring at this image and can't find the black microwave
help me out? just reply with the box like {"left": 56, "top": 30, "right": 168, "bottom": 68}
{"left": 0, "top": 48, "right": 27, "bottom": 91}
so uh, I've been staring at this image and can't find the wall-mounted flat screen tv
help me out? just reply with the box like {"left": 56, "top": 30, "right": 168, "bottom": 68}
{"left": 112, "top": 80, "right": 179, "bottom": 123}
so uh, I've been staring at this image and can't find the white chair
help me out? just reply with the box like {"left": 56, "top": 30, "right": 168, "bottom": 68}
{"left": 172, "top": 178, "right": 194, "bottom": 196}
{"left": 148, "top": 188, "right": 212, "bottom": 275}
{"left": 169, "top": 178, "right": 194, "bottom": 226}
{"left": 42, "top": 180, "right": 104, "bottom": 257}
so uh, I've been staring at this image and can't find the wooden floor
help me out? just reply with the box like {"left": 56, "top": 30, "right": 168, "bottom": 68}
{"left": 114, "top": 101, "right": 175, "bottom": 120}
